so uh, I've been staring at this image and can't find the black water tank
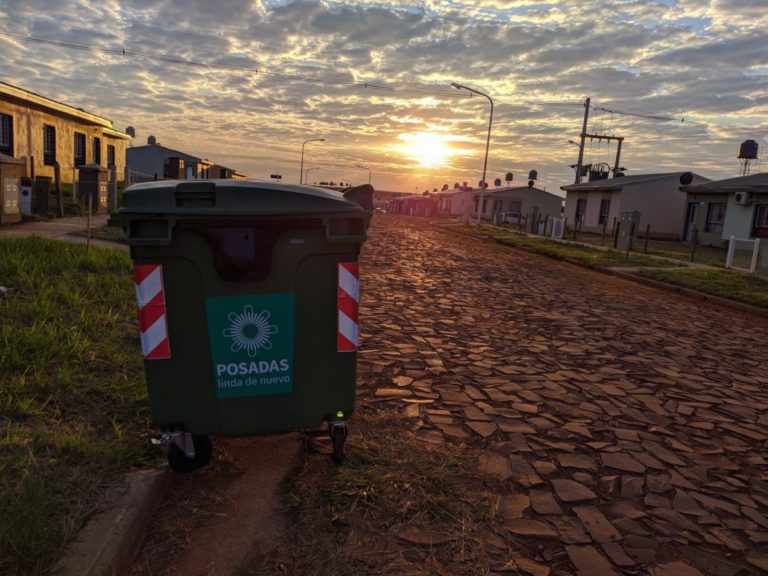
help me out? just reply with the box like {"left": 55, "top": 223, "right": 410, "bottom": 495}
{"left": 738, "top": 139, "right": 758, "bottom": 159}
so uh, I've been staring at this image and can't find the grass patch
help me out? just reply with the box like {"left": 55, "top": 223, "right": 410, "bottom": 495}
{"left": 244, "top": 406, "right": 507, "bottom": 576}
{"left": 443, "top": 223, "right": 676, "bottom": 268}
{"left": 0, "top": 237, "right": 157, "bottom": 575}
{"left": 568, "top": 230, "right": 728, "bottom": 267}
{"left": 633, "top": 268, "right": 768, "bottom": 308}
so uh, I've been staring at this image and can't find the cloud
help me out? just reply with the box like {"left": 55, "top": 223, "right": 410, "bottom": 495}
{"left": 0, "top": 0, "right": 765, "bottom": 190}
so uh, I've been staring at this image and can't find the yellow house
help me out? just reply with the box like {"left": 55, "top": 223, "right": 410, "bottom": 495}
{"left": 0, "top": 81, "right": 130, "bottom": 184}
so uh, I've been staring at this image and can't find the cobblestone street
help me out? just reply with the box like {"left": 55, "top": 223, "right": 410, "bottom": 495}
{"left": 356, "top": 214, "right": 768, "bottom": 575}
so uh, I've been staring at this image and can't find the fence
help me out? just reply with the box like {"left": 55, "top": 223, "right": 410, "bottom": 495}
{"left": 550, "top": 217, "right": 566, "bottom": 239}
{"left": 726, "top": 236, "right": 760, "bottom": 273}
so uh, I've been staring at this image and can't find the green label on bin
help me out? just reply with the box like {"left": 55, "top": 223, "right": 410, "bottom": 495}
{"left": 205, "top": 293, "right": 295, "bottom": 398}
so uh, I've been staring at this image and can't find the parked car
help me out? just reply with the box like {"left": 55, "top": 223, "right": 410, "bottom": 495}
{"left": 500, "top": 210, "right": 522, "bottom": 224}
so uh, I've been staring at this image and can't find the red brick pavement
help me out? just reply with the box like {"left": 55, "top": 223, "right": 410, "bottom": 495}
{"left": 357, "top": 214, "right": 768, "bottom": 576}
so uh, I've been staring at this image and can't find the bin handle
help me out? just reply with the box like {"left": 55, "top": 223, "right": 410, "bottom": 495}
{"left": 125, "top": 218, "right": 174, "bottom": 245}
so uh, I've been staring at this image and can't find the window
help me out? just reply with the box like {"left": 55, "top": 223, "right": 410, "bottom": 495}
{"left": 705, "top": 202, "right": 725, "bottom": 234}
{"left": 93, "top": 137, "right": 101, "bottom": 165}
{"left": 598, "top": 199, "right": 610, "bottom": 224}
{"left": 74, "top": 132, "right": 86, "bottom": 166}
{"left": 0, "top": 113, "right": 13, "bottom": 156}
{"left": 753, "top": 205, "right": 768, "bottom": 238}
{"left": 107, "top": 144, "right": 115, "bottom": 167}
{"left": 575, "top": 198, "right": 587, "bottom": 222}
{"left": 43, "top": 125, "right": 56, "bottom": 165}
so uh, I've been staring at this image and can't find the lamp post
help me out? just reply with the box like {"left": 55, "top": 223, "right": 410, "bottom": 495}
{"left": 300, "top": 138, "right": 325, "bottom": 184}
{"left": 451, "top": 81, "right": 493, "bottom": 227}
{"left": 305, "top": 166, "right": 320, "bottom": 185}
{"left": 356, "top": 164, "right": 371, "bottom": 185}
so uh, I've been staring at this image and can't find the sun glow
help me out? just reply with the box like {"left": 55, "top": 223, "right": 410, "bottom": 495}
{"left": 397, "top": 131, "right": 457, "bottom": 168}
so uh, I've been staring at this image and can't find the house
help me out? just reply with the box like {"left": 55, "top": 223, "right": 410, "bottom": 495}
{"left": 680, "top": 172, "right": 768, "bottom": 247}
{"left": 436, "top": 185, "right": 475, "bottom": 218}
{"left": 390, "top": 194, "right": 439, "bottom": 217}
{"left": 0, "top": 81, "right": 130, "bottom": 183}
{"left": 561, "top": 172, "right": 710, "bottom": 240}
{"left": 473, "top": 185, "right": 563, "bottom": 223}
{"left": 210, "top": 164, "right": 248, "bottom": 180}
{"left": 126, "top": 137, "right": 216, "bottom": 181}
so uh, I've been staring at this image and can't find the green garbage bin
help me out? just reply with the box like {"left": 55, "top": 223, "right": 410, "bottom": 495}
{"left": 110, "top": 180, "right": 372, "bottom": 471}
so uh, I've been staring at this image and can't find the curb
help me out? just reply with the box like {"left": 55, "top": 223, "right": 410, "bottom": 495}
{"left": 57, "top": 469, "right": 169, "bottom": 576}
{"left": 433, "top": 222, "right": 768, "bottom": 320}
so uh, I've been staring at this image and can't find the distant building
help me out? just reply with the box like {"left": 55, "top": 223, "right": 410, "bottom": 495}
{"left": 475, "top": 185, "right": 563, "bottom": 223}
{"left": 561, "top": 172, "right": 710, "bottom": 240}
{"left": 127, "top": 138, "right": 214, "bottom": 181}
{"left": 126, "top": 138, "right": 248, "bottom": 181}
{"left": 390, "top": 194, "right": 439, "bottom": 217}
{"left": 0, "top": 81, "right": 130, "bottom": 183}
{"left": 680, "top": 172, "right": 768, "bottom": 247}
{"left": 210, "top": 164, "right": 247, "bottom": 180}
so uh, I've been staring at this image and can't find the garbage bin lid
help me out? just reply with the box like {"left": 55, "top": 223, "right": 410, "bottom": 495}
{"left": 118, "top": 180, "right": 366, "bottom": 216}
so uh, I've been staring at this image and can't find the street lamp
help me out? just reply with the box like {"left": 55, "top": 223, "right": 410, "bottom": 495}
{"left": 356, "top": 164, "right": 371, "bottom": 185}
{"left": 451, "top": 81, "right": 493, "bottom": 227}
{"left": 300, "top": 138, "right": 325, "bottom": 184}
{"left": 305, "top": 166, "right": 320, "bottom": 184}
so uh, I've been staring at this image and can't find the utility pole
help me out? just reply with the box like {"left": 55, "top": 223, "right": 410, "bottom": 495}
{"left": 575, "top": 97, "right": 590, "bottom": 184}
{"left": 573, "top": 97, "right": 626, "bottom": 181}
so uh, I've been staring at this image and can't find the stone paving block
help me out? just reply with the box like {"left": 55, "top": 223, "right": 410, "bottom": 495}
{"left": 573, "top": 506, "right": 622, "bottom": 543}
{"left": 529, "top": 489, "right": 563, "bottom": 515}
{"left": 600, "top": 542, "right": 635, "bottom": 567}
{"left": 499, "top": 493, "right": 530, "bottom": 519}
{"left": 466, "top": 421, "right": 497, "bottom": 438}
{"left": 508, "top": 455, "right": 544, "bottom": 487}
{"left": 551, "top": 516, "right": 592, "bottom": 544}
{"left": 651, "top": 561, "right": 704, "bottom": 576}
{"left": 565, "top": 545, "right": 619, "bottom": 576}
{"left": 505, "top": 519, "right": 558, "bottom": 538}
{"left": 550, "top": 479, "right": 597, "bottom": 503}
{"left": 478, "top": 454, "right": 511, "bottom": 479}
{"left": 557, "top": 453, "right": 594, "bottom": 470}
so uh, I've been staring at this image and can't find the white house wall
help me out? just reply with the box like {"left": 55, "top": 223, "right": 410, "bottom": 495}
{"left": 722, "top": 198, "right": 756, "bottom": 241}
{"left": 483, "top": 188, "right": 563, "bottom": 221}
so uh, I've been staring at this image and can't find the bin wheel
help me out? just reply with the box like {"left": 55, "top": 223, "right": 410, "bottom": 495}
{"left": 167, "top": 434, "right": 212, "bottom": 474}
{"left": 330, "top": 425, "right": 347, "bottom": 466}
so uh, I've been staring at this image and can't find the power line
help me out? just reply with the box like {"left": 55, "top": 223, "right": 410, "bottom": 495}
{"left": 0, "top": 30, "right": 464, "bottom": 97}
{"left": 3, "top": 30, "right": 765, "bottom": 139}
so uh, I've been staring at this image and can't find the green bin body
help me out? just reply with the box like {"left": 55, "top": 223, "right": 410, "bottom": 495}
{"left": 110, "top": 180, "right": 370, "bottom": 436}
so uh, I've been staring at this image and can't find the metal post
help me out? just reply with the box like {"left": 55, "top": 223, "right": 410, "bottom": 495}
{"left": 575, "top": 97, "right": 590, "bottom": 184}
{"left": 450, "top": 82, "right": 493, "bottom": 228}
{"left": 626, "top": 222, "right": 635, "bottom": 257}
{"left": 751, "top": 239, "right": 761, "bottom": 273}
{"left": 601, "top": 218, "right": 607, "bottom": 245}
{"left": 613, "top": 138, "right": 624, "bottom": 177}
{"left": 644, "top": 224, "right": 650, "bottom": 253}
{"left": 613, "top": 219, "right": 620, "bottom": 249}
{"left": 300, "top": 138, "right": 325, "bottom": 184}
{"left": 689, "top": 228, "right": 698, "bottom": 262}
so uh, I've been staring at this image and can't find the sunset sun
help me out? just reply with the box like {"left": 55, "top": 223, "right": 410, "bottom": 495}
{"left": 397, "top": 132, "right": 456, "bottom": 168}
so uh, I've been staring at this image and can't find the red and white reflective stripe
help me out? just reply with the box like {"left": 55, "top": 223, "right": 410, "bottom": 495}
{"left": 133, "top": 264, "right": 170, "bottom": 359}
{"left": 337, "top": 262, "right": 359, "bottom": 352}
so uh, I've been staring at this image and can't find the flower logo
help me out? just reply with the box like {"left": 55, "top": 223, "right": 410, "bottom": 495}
{"left": 223, "top": 305, "right": 278, "bottom": 357}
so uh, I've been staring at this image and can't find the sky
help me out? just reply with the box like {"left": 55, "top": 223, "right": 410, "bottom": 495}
{"left": 0, "top": 0, "right": 766, "bottom": 195}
